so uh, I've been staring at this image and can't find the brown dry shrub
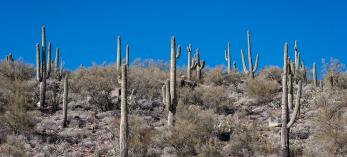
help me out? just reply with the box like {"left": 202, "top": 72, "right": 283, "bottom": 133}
{"left": 257, "top": 66, "right": 282, "bottom": 83}
{"left": 244, "top": 78, "right": 280, "bottom": 102}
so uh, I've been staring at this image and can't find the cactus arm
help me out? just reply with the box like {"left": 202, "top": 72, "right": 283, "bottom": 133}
{"left": 36, "top": 43, "right": 41, "bottom": 81}
{"left": 176, "top": 45, "right": 181, "bottom": 59}
{"left": 162, "top": 84, "right": 166, "bottom": 104}
{"left": 252, "top": 53, "right": 259, "bottom": 73}
{"left": 224, "top": 50, "right": 228, "bottom": 61}
{"left": 126, "top": 44, "right": 129, "bottom": 67}
{"left": 117, "top": 35, "right": 121, "bottom": 70}
{"left": 199, "top": 60, "right": 205, "bottom": 69}
{"left": 287, "top": 80, "right": 302, "bottom": 128}
{"left": 47, "top": 41, "right": 52, "bottom": 77}
{"left": 241, "top": 49, "right": 249, "bottom": 74}
{"left": 55, "top": 48, "right": 59, "bottom": 71}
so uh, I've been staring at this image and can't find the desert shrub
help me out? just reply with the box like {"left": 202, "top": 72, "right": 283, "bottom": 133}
{"left": 0, "top": 135, "right": 28, "bottom": 157}
{"left": 222, "top": 122, "right": 277, "bottom": 156}
{"left": 244, "top": 78, "right": 280, "bottom": 102}
{"left": 203, "top": 66, "right": 224, "bottom": 85}
{"left": 322, "top": 58, "right": 346, "bottom": 89}
{"left": 0, "top": 60, "right": 34, "bottom": 81}
{"left": 113, "top": 115, "right": 158, "bottom": 156}
{"left": 178, "top": 87, "right": 203, "bottom": 106}
{"left": 258, "top": 66, "right": 282, "bottom": 83}
{"left": 70, "top": 64, "right": 117, "bottom": 111}
{"left": 162, "top": 106, "right": 220, "bottom": 156}
{"left": 0, "top": 88, "right": 35, "bottom": 136}
{"left": 306, "top": 93, "right": 347, "bottom": 156}
{"left": 128, "top": 59, "right": 168, "bottom": 100}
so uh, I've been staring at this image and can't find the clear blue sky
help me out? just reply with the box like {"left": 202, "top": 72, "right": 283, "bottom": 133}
{"left": 0, "top": 0, "right": 346, "bottom": 78}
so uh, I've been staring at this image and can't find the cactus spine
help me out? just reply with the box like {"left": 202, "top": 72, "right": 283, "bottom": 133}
{"left": 62, "top": 75, "right": 68, "bottom": 128}
{"left": 117, "top": 36, "right": 121, "bottom": 70}
{"left": 119, "top": 64, "right": 128, "bottom": 157}
{"left": 241, "top": 31, "right": 259, "bottom": 79}
{"left": 269, "top": 42, "right": 303, "bottom": 157}
{"left": 192, "top": 49, "right": 205, "bottom": 80}
{"left": 313, "top": 63, "right": 317, "bottom": 87}
{"left": 225, "top": 42, "right": 231, "bottom": 73}
{"left": 168, "top": 36, "right": 180, "bottom": 126}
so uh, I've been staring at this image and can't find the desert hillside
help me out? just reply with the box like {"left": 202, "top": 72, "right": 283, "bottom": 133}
{"left": 0, "top": 28, "right": 346, "bottom": 157}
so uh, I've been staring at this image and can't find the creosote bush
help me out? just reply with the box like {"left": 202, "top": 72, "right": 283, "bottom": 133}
{"left": 257, "top": 66, "right": 282, "bottom": 83}
{"left": 0, "top": 60, "right": 34, "bottom": 81}
{"left": 244, "top": 78, "right": 280, "bottom": 102}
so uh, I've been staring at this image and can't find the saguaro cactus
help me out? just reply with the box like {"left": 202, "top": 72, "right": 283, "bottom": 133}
{"left": 62, "top": 75, "right": 68, "bottom": 128}
{"left": 241, "top": 31, "right": 259, "bottom": 79}
{"left": 119, "top": 64, "right": 128, "bottom": 157}
{"left": 192, "top": 49, "right": 205, "bottom": 80}
{"left": 233, "top": 61, "right": 237, "bottom": 73}
{"left": 187, "top": 44, "right": 194, "bottom": 80}
{"left": 47, "top": 42, "right": 52, "bottom": 78}
{"left": 269, "top": 42, "right": 303, "bottom": 157}
{"left": 225, "top": 42, "right": 231, "bottom": 73}
{"left": 313, "top": 62, "right": 317, "bottom": 87}
{"left": 162, "top": 79, "right": 170, "bottom": 110}
{"left": 5, "top": 53, "right": 14, "bottom": 63}
{"left": 36, "top": 26, "right": 47, "bottom": 108}
{"left": 168, "top": 36, "right": 180, "bottom": 126}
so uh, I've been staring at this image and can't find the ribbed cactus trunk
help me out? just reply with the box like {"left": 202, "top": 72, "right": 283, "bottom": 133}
{"left": 117, "top": 36, "right": 121, "bottom": 70}
{"left": 281, "top": 42, "right": 289, "bottom": 157}
{"left": 62, "top": 75, "right": 68, "bottom": 128}
{"left": 225, "top": 42, "right": 231, "bottom": 74}
{"left": 119, "top": 65, "right": 128, "bottom": 157}
{"left": 125, "top": 44, "right": 129, "bottom": 67}
{"left": 55, "top": 48, "right": 59, "bottom": 72}
{"left": 36, "top": 44, "right": 41, "bottom": 81}
{"left": 165, "top": 79, "right": 170, "bottom": 111}
{"left": 187, "top": 44, "right": 192, "bottom": 80}
{"left": 288, "top": 71, "right": 293, "bottom": 111}
{"left": 47, "top": 42, "right": 52, "bottom": 78}
{"left": 241, "top": 31, "right": 259, "bottom": 79}
{"left": 313, "top": 63, "right": 317, "bottom": 87}
{"left": 233, "top": 61, "right": 237, "bottom": 73}
{"left": 168, "top": 36, "right": 180, "bottom": 126}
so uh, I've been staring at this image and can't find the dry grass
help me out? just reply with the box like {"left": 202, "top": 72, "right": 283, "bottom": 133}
{"left": 244, "top": 78, "right": 280, "bottom": 103}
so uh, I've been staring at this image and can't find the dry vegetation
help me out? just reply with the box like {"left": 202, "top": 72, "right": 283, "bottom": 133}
{"left": 0, "top": 57, "right": 346, "bottom": 157}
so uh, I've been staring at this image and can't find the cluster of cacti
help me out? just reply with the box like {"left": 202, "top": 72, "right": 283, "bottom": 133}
{"left": 187, "top": 44, "right": 193, "bottom": 80}
{"left": 269, "top": 42, "right": 303, "bottom": 157}
{"left": 5, "top": 53, "right": 14, "bottom": 63}
{"left": 118, "top": 64, "right": 129, "bottom": 157}
{"left": 36, "top": 26, "right": 64, "bottom": 108}
{"left": 62, "top": 75, "right": 69, "bottom": 128}
{"left": 241, "top": 31, "right": 259, "bottom": 79}
{"left": 116, "top": 36, "right": 130, "bottom": 70}
{"left": 192, "top": 49, "right": 205, "bottom": 80}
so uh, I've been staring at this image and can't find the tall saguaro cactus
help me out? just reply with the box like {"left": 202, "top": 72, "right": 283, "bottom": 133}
{"left": 47, "top": 42, "right": 52, "bottom": 78}
{"left": 125, "top": 44, "right": 129, "bottom": 67}
{"left": 5, "top": 53, "right": 14, "bottom": 63}
{"left": 168, "top": 36, "right": 180, "bottom": 126}
{"left": 55, "top": 48, "right": 60, "bottom": 72}
{"left": 162, "top": 79, "right": 170, "bottom": 110}
{"left": 62, "top": 75, "right": 68, "bottom": 128}
{"left": 192, "top": 49, "right": 205, "bottom": 80}
{"left": 313, "top": 63, "right": 317, "bottom": 87}
{"left": 118, "top": 64, "right": 128, "bottom": 157}
{"left": 36, "top": 26, "right": 47, "bottom": 108}
{"left": 225, "top": 42, "right": 231, "bottom": 73}
{"left": 187, "top": 44, "right": 194, "bottom": 80}
{"left": 269, "top": 42, "right": 303, "bottom": 157}
{"left": 241, "top": 31, "right": 259, "bottom": 79}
